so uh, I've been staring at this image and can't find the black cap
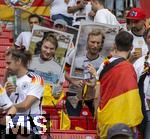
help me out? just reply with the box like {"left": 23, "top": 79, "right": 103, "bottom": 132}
{"left": 107, "top": 123, "right": 133, "bottom": 139}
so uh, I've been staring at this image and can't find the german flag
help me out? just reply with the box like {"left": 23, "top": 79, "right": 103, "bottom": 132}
{"left": 97, "top": 59, "right": 143, "bottom": 139}
{"left": 0, "top": 0, "right": 49, "bottom": 21}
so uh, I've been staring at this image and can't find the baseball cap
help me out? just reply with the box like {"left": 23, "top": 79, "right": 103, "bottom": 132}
{"left": 54, "top": 19, "right": 68, "bottom": 27}
{"left": 107, "top": 123, "right": 133, "bottom": 139}
{"left": 126, "top": 8, "right": 146, "bottom": 20}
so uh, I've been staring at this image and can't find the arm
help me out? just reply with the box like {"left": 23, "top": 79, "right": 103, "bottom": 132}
{"left": 6, "top": 106, "right": 17, "bottom": 116}
{"left": 7, "top": 95, "right": 38, "bottom": 114}
{"left": 88, "top": 10, "right": 96, "bottom": 18}
{"left": 147, "top": 99, "right": 150, "bottom": 109}
{"left": 44, "top": 0, "right": 54, "bottom": 6}
{"left": 5, "top": 97, "right": 38, "bottom": 119}
{"left": 14, "top": 95, "right": 38, "bottom": 112}
{"left": 68, "top": 0, "right": 86, "bottom": 13}
{"left": 0, "top": 106, "right": 17, "bottom": 126}
{"left": 15, "top": 32, "right": 23, "bottom": 47}
{"left": 65, "top": 74, "right": 84, "bottom": 87}
{"left": 85, "top": 77, "right": 96, "bottom": 87}
{"left": 87, "top": 63, "right": 97, "bottom": 78}
{"left": 65, "top": 62, "right": 83, "bottom": 87}
{"left": 128, "top": 52, "right": 141, "bottom": 64}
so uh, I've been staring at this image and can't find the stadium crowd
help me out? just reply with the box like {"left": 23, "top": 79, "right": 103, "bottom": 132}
{"left": 0, "top": 0, "right": 150, "bottom": 139}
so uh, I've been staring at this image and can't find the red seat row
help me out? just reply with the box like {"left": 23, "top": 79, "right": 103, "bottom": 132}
{"left": 41, "top": 130, "right": 98, "bottom": 139}
{"left": 47, "top": 116, "right": 96, "bottom": 130}
{"left": 0, "top": 31, "right": 13, "bottom": 39}
{"left": 0, "top": 60, "right": 6, "bottom": 68}
{"left": 0, "top": 68, "right": 6, "bottom": 76}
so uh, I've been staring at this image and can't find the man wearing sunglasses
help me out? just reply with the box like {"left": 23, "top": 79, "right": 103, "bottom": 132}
{"left": 127, "top": 8, "right": 148, "bottom": 63}
{"left": 15, "top": 14, "right": 41, "bottom": 50}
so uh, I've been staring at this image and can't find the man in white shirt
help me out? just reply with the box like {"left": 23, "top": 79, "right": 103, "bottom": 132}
{"left": 126, "top": 8, "right": 148, "bottom": 63}
{"left": 45, "top": 0, "right": 73, "bottom": 26}
{"left": 5, "top": 48, "right": 44, "bottom": 135}
{"left": 92, "top": 0, "right": 120, "bottom": 26}
{"left": 15, "top": 14, "right": 41, "bottom": 50}
{"left": 68, "top": 0, "right": 92, "bottom": 28}
{"left": 133, "top": 27, "right": 150, "bottom": 139}
{"left": 65, "top": 29, "right": 104, "bottom": 116}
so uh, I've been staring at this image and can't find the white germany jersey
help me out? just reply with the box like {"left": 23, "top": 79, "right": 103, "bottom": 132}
{"left": 129, "top": 31, "right": 148, "bottom": 56}
{"left": 0, "top": 84, "right": 12, "bottom": 109}
{"left": 9, "top": 72, "right": 44, "bottom": 114}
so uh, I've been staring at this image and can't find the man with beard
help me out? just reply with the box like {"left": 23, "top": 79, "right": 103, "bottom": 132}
{"left": 5, "top": 49, "right": 44, "bottom": 137}
{"left": 15, "top": 14, "right": 41, "bottom": 50}
{"left": 65, "top": 29, "right": 104, "bottom": 116}
{"left": 29, "top": 33, "right": 64, "bottom": 106}
{"left": 133, "top": 28, "right": 150, "bottom": 139}
{"left": 126, "top": 8, "right": 148, "bottom": 63}
{"left": 29, "top": 33, "right": 61, "bottom": 84}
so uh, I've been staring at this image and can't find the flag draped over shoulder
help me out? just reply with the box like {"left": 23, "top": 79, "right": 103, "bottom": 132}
{"left": 0, "top": 0, "right": 50, "bottom": 21}
{"left": 97, "top": 59, "right": 143, "bottom": 139}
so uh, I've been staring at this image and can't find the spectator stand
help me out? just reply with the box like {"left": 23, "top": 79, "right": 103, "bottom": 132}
{"left": 0, "top": 21, "right": 13, "bottom": 83}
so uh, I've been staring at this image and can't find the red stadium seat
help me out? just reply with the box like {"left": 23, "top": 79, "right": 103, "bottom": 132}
{"left": 41, "top": 130, "right": 97, "bottom": 139}
{"left": 0, "top": 38, "right": 11, "bottom": 44}
{"left": 0, "top": 68, "right": 6, "bottom": 76}
{"left": 0, "top": 76, "right": 4, "bottom": 83}
{"left": 0, "top": 53, "right": 5, "bottom": 60}
{"left": 0, "top": 31, "right": 13, "bottom": 39}
{"left": 0, "top": 46, "right": 9, "bottom": 53}
{"left": 43, "top": 106, "right": 63, "bottom": 116}
{"left": 0, "top": 60, "right": 6, "bottom": 68}
{"left": 0, "top": 43, "right": 13, "bottom": 47}
{"left": 46, "top": 115, "right": 96, "bottom": 130}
